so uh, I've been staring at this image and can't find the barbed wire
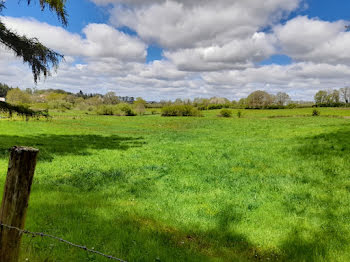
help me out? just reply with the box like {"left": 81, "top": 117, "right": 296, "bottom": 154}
{"left": 0, "top": 223, "right": 127, "bottom": 262}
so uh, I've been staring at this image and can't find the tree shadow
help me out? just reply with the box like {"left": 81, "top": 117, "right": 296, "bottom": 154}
{"left": 22, "top": 198, "right": 283, "bottom": 262}
{"left": 277, "top": 127, "right": 350, "bottom": 261}
{"left": 0, "top": 134, "right": 146, "bottom": 161}
{"left": 296, "top": 128, "right": 350, "bottom": 158}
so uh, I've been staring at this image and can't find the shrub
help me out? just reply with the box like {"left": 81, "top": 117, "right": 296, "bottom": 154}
{"left": 219, "top": 109, "right": 232, "bottom": 118}
{"left": 286, "top": 103, "right": 297, "bottom": 109}
{"left": 161, "top": 105, "right": 202, "bottom": 117}
{"left": 312, "top": 109, "right": 320, "bottom": 116}
{"left": 96, "top": 104, "right": 136, "bottom": 116}
{"left": 96, "top": 105, "right": 114, "bottom": 115}
{"left": 118, "top": 103, "right": 136, "bottom": 116}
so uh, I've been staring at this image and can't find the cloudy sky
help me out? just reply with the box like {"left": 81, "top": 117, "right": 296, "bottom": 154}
{"left": 1, "top": 0, "right": 350, "bottom": 100}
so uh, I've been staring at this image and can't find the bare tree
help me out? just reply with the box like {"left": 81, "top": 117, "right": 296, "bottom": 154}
{"left": 340, "top": 87, "right": 350, "bottom": 103}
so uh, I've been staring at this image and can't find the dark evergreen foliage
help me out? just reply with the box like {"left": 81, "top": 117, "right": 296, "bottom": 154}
{"left": 0, "top": 0, "right": 67, "bottom": 82}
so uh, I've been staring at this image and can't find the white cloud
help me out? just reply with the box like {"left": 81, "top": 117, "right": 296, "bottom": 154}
{"left": 164, "top": 32, "right": 276, "bottom": 71}
{"left": 1, "top": 16, "right": 147, "bottom": 62}
{"left": 275, "top": 16, "right": 350, "bottom": 64}
{"left": 110, "top": 0, "right": 300, "bottom": 49}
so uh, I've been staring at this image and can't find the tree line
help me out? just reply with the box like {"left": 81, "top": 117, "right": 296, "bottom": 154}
{"left": 314, "top": 88, "right": 349, "bottom": 107}
{"left": 1, "top": 83, "right": 349, "bottom": 117}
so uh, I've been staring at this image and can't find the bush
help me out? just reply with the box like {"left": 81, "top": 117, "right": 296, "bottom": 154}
{"left": 312, "top": 109, "right": 320, "bottom": 116}
{"left": 219, "top": 109, "right": 232, "bottom": 118}
{"left": 96, "top": 104, "right": 136, "bottom": 116}
{"left": 96, "top": 105, "right": 114, "bottom": 115}
{"left": 118, "top": 103, "right": 136, "bottom": 116}
{"left": 286, "top": 103, "right": 297, "bottom": 109}
{"left": 161, "top": 105, "right": 202, "bottom": 117}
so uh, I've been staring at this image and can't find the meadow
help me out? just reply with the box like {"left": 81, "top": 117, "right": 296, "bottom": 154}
{"left": 0, "top": 107, "right": 349, "bottom": 261}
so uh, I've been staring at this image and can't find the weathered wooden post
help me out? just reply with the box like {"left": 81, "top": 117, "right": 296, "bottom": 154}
{"left": 0, "top": 146, "right": 39, "bottom": 262}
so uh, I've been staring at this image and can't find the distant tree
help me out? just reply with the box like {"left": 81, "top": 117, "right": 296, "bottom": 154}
{"left": 315, "top": 89, "right": 341, "bottom": 105}
{"left": 134, "top": 97, "right": 146, "bottom": 115}
{"left": 6, "top": 88, "right": 31, "bottom": 104}
{"left": 0, "top": 83, "right": 12, "bottom": 97}
{"left": 238, "top": 98, "right": 248, "bottom": 108}
{"left": 275, "top": 92, "right": 291, "bottom": 106}
{"left": 103, "top": 92, "right": 119, "bottom": 105}
{"left": 330, "top": 89, "right": 340, "bottom": 103}
{"left": 85, "top": 96, "right": 103, "bottom": 106}
{"left": 247, "top": 90, "right": 273, "bottom": 108}
{"left": 25, "top": 88, "right": 33, "bottom": 95}
{"left": 0, "top": 0, "right": 67, "bottom": 82}
{"left": 314, "top": 90, "right": 328, "bottom": 104}
{"left": 174, "top": 98, "right": 183, "bottom": 105}
{"left": 340, "top": 87, "right": 350, "bottom": 103}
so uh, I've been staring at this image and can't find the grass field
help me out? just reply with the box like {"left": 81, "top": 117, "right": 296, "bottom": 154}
{"left": 0, "top": 108, "right": 349, "bottom": 261}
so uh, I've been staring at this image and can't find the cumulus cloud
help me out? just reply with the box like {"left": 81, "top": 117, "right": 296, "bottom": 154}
{"left": 164, "top": 32, "right": 276, "bottom": 71}
{"left": 110, "top": 0, "right": 300, "bottom": 49}
{"left": 275, "top": 16, "right": 350, "bottom": 64}
{"left": 1, "top": 16, "right": 147, "bottom": 62}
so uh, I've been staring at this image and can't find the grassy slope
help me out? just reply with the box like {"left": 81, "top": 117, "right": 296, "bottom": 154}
{"left": 0, "top": 108, "right": 349, "bottom": 261}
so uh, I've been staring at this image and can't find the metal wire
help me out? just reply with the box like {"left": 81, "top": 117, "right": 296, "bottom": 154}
{"left": 0, "top": 223, "right": 127, "bottom": 262}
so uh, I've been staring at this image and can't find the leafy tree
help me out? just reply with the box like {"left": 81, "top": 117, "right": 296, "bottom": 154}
{"left": 247, "top": 90, "right": 273, "bottom": 108}
{"left": 330, "top": 90, "right": 340, "bottom": 104}
{"left": 275, "top": 92, "right": 291, "bottom": 106}
{"left": 134, "top": 97, "right": 146, "bottom": 115}
{"left": 103, "top": 92, "right": 119, "bottom": 105}
{"left": 315, "top": 89, "right": 341, "bottom": 105}
{"left": 314, "top": 90, "right": 328, "bottom": 105}
{"left": 0, "top": 0, "right": 67, "bottom": 82}
{"left": 6, "top": 88, "right": 31, "bottom": 104}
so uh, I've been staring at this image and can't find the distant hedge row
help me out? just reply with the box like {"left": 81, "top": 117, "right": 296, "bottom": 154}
{"left": 161, "top": 105, "right": 202, "bottom": 117}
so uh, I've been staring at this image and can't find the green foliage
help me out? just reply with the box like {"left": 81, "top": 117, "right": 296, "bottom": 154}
{"left": 96, "top": 104, "right": 136, "bottom": 116}
{"left": 219, "top": 108, "right": 233, "bottom": 118}
{"left": 312, "top": 109, "right": 320, "bottom": 116}
{"left": 27, "top": 0, "right": 68, "bottom": 26}
{"left": 6, "top": 88, "right": 31, "bottom": 104}
{"left": 161, "top": 105, "right": 202, "bottom": 117}
{"left": 0, "top": 82, "right": 12, "bottom": 97}
{"left": 237, "top": 110, "right": 242, "bottom": 118}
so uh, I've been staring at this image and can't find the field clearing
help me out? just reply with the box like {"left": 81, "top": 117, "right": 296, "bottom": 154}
{"left": 0, "top": 108, "right": 349, "bottom": 261}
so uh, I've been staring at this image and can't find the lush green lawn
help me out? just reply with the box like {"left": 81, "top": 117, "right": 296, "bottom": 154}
{"left": 0, "top": 108, "right": 349, "bottom": 261}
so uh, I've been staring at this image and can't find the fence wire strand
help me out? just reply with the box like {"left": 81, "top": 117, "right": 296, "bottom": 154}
{"left": 0, "top": 223, "right": 127, "bottom": 262}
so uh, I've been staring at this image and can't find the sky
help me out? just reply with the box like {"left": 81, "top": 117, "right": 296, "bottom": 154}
{"left": 1, "top": 0, "right": 350, "bottom": 101}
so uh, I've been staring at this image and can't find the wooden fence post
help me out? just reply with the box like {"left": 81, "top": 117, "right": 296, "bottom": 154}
{"left": 0, "top": 146, "right": 39, "bottom": 262}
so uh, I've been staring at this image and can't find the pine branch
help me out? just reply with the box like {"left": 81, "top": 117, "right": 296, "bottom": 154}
{"left": 0, "top": 21, "right": 63, "bottom": 83}
{"left": 27, "top": 0, "right": 68, "bottom": 26}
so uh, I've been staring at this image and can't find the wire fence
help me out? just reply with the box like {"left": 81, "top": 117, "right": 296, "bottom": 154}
{"left": 0, "top": 223, "right": 127, "bottom": 262}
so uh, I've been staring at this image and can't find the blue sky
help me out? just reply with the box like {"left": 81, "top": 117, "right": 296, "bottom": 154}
{"left": 1, "top": 0, "right": 350, "bottom": 100}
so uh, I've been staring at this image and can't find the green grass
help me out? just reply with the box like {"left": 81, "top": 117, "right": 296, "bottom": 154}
{"left": 0, "top": 108, "right": 349, "bottom": 261}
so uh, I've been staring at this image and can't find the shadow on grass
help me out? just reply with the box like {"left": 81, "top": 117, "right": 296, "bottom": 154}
{"left": 23, "top": 198, "right": 283, "bottom": 262}
{"left": 0, "top": 134, "right": 146, "bottom": 161}
{"left": 297, "top": 128, "right": 350, "bottom": 158}
{"left": 278, "top": 127, "right": 350, "bottom": 261}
